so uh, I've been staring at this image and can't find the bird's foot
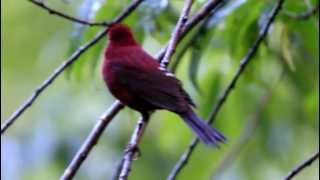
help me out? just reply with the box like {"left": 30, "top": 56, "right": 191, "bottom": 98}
{"left": 125, "top": 144, "right": 141, "bottom": 160}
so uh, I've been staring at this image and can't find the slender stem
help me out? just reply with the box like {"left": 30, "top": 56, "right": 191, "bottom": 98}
{"left": 63, "top": 0, "right": 227, "bottom": 179}
{"left": 58, "top": 1, "right": 146, "bottom": 179}
{"left": 284, "top": 151, "right": 319, "bottom": 180}
{"left": 161, "top": 0, "right": 194, "bottom": 68}
{"left": 1, "top": 0, "right": 145, "bottom": 135}
{"left": 170, "top": 2, "right": 223, "bottom": 73}
{"left": 60, "top": 102, "right": 124, "bottom": 180}
{"left": 157, "top": 0, "right": 225, "bottom": 62}
{"left": 212, "top": 70, "right": 284, "bottom": 179}
{"left": 28, "top": 0, "right": 110, "bottom": 26}
{"left": 167, "top": 0, "right": 286, "bottom": 179}
{"left": 118, "top": 114, "right": 150, "bottom": 180}
{"left": 114, "top": 0, "right": 194, "bottom": 179}
{"left": 1, "top": 29, "right": 107, "bottom": 134}
{"left": 167, "top": 138, "right": 199, "bottom": 180}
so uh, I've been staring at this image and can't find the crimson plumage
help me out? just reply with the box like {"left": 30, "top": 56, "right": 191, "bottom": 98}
{"left": 102, "top": 23, "right": 225, "bottom": 146}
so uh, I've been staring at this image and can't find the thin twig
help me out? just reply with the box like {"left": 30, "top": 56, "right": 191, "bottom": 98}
{"left": 157, "top": 0, "right": 225, "bottom": 62}
{"left": 212, "top": 70, "right": 284, "bottom": 179}
{"left": 284, "top": 151, "right": 319, "bottom": 180}
{"left": 170, "top": 2, "right": 223, "bottom": 73}
{"left": 170, "top": 23, "right": 208, "bottom": 73}
{"left": 167, "top": 138, "right": 200, "bottom": 180}
{"left": 60, "top": 102, "right": 124, "bottom": 180}
{"left": 2, "top": 29, "right": 107, "bottom": 134}
{"left": 62, "top": 0, "right": 226, "bottom": 179}
{"left": 114, "top": 1, "right": 194, "bottom": 179}
{"left": 118, "top": 114, "right": 150, "bottom": 180}
{"left": 284, "top": 1, "right": 319, "bottom": 20}
{"left": 113, "top": 0, "right": 225, "bottom": 178}
{"left": 160, "top": 0, "right": 194, "bottom": 67}
{"left": 167, "top": 0, "right": 286, "bottom": 179}
{"left": 212, "top": 97, "right": 268, "bottom": 178}
{"left": 58, "top": 1, "right": 146, "bottom": 180}
{"left": 112, "top": 158, "right": 125, "bottom": 180}
{"left": 1, "top": 0, "right": 145, "bottom": 135}
{"left": 29, "top": 0, "right": 110, "bottom": 26}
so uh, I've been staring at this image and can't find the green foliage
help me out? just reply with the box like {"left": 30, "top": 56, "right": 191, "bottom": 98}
{"left": 225, "top": 0, "right": 264, "bottom": 60}
{"left": 2, "top": 0, "right": 319, "bottom": 180}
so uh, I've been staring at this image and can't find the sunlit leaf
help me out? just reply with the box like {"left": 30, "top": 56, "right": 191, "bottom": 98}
{"left": 225, "top": 0, "right": 264, "bottom": 60}
{"left": 281, "top": 26, "right": 296, "bottom": 71}
{"left": 66, "top": 0, "right": 106, "bottom": 80}
{"left": 189, "top": 48, "right": 202, "bottom": 93}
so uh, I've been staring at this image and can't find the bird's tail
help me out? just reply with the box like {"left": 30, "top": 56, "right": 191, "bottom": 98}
{"left": 180, "top": 110, "right": 226, "bottom": 146}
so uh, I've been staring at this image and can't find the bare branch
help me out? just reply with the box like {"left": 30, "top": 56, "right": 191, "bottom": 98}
{"left": 284, "top": 151, "right": 319, "bottom": 180}
{"left": 284, "top": 1, "right": 319, "bottom": 20}
{"left": 114, "top": 1, "right": 194, "bottom": 179}
{"left": 1, "top": 29, "right": 107, "bottom": 134}
{"left": 118, "top": 114, "right": 150, "bottom": 180}
{"left": 61, "top": 1, "right": 226, "bottom": 179}
{"left": 160, "top": 0, "right": 194, "bottom": 67}
{"left": 28, "top": 0, "right": 110, "bottom": 26}
{"left": 170, "top": 2, "right": 223, "bottom": 73}
{"left": 157, "top": 0, "right": 225, "bottom": 62}
{"left": 167, "top": 138, "right": 200, "bottom": 180}
{"left": 1, "top": 0, "right": 145, "bottom": 135}
{"left": 167, "top": 0, "right": 286, "bottom": 179}
{"left": 212, "top": 70, "right": 284, "bottom": 179}
{"left": 60, "top": 101, "right": 124, "bottom": 180}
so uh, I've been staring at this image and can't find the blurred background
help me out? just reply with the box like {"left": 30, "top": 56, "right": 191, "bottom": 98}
{"left": 1, "top": 0, "right": 319, "bottom": 179}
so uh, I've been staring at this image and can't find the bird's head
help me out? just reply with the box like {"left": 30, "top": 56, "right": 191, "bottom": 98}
{"left": 108, "top": 23, "right": 137, "bottom": 46}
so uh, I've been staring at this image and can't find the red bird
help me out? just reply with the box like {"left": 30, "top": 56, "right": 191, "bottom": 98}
{"left": 102, "top": 23, "right": 225, "bottom": 146}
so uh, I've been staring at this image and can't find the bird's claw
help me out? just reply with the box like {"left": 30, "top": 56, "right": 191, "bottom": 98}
{"left": 125, "top": 144, "right": 141, "bottom": 159}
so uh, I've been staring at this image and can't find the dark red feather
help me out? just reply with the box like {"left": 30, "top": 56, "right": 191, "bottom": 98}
{"left": 102, "top": 23, "right": 226, "bottom": 145}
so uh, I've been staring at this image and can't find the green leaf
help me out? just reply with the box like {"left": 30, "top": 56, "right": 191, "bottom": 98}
{"left": 189, "top": 48, "right": 202, "bottom": 94}
{"left": 281, "top": 26, "right": 296, "bottom": 71}
{"left": 225, "top": 0, "right": 264, "bottom": 60}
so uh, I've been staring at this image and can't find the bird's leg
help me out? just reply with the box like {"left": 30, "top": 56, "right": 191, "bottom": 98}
{"left": 124, "top": 112, "right": 150, "bottom": 158}
{"left": 141, "top": 112, "right": 150, "bottom": 122}
{"left": 124, "top": 144, "right": 140, "bottom": 159}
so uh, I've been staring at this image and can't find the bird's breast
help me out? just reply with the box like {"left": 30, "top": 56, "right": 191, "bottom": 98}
{"left": 102, "top": 60, "right": 133, "bottom": 105}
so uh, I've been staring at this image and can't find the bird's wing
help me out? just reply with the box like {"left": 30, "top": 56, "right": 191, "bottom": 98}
{"left": 110, "top": 59, "right": 195, "bottom": 113}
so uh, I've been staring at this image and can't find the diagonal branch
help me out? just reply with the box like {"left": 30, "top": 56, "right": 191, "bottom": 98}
{"left": 1, "top": 0, "right": 145, "bottom": 135}
{"left": 118, "top": 114, "right": 150, "bottom": 180}
{"left": 157, "top": 0, "right": 225, "bottom": 62}
{"left": 114, "top": 0, "right": 194, "bottom": 179}
{"left": 284, "top": 151, "right": 319, "bottom": 180}
{"left": 29, "top": 0, "right": 110, "bottom": 26}
{"left": 212, "top": 70, "right": 284, "bottom": 179}
{"left": 62, "top": 0, "right": 224, "bottom": 179}
{"left": 60, "top": 101, "right": 124, "bottom": 180}
{"left": 167, "top": 0, "right": 286, "bottom": 179}
{"left": 2, "top": 29, "right": 107, "bottom": 134}
{"left": 170, "top": 1, "right": 224, "bottom": 73}
{"left": 160, "top": 0, "right": 194, "bottom": 67}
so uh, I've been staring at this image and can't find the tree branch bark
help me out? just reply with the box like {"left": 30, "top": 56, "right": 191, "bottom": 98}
{"left": 284, "top": 151, "right": 319, "bottom": 180}
{"left": 114, "top": 0, "right": 194, "bottom": 179}
{"left": 170, "top": 0, "right": 226, "bottom": 73}
{"left": 212, "top": 70, "right": 283, "bottom": 179}
{"left": 157, "top": 0, "right": 225, "bottom": 62}
{"left": 118, "top": 114, "right": 150, "bottom": 180}
{"left": 167, "top": 0, "right": 286, "bottom": 179}
{"left": 28, "top": 0, "right": 110, "bottom": 26}
{"left": 160, "top": 0, "right": 194, "bottom": 67}
{"left": 60, "top": 101, "right": 124, "bottom": 180}
{"left": 1, "top": 0, "right": 145, "bottom": 135}
{"left": 61, "top": 0, "right": 226, "bottom": 179}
